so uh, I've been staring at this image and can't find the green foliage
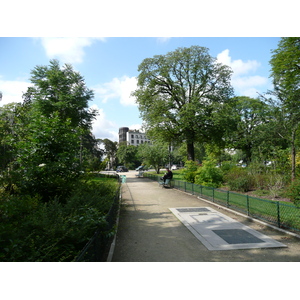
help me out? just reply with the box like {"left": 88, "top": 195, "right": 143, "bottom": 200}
{"left": 286, "top": 179, "right": 300, "bottom": 207}
{"left": 269, "top": 38, "right": 300, "bottom": 181}
{"left": 0, "top": 176, "right": 119, "bottom": 261}
{"left": 133, "top": 45, "right": 234, "bottom": 161}
{"left": 100, "top": 138, "right": 118, "bottom": 169}
{"left": 228, "top": 96, "right": 271, "bottom": 165}
{"left": 224, "top": 167, "right": 255, "bottom": 192}
{"left": 116, "top": 144, "right": 139, "bottom": 169}
{"left": 137, "top": 141, "right": 169, "bottom": 173}
{"left": 27, "top": 59, "right": 97, "bottom": 129}
{"left": 0, "top": 60, "right": 100, "bottom": 201}
{"left": 220, "top": 161, "right": 236, "bottom": 174}
{"left": 182, "top": 159, "right": 224, "bottom": 187}
{"left": 194, "top": 159, "right": 224, "bottom": 188}
{"left": 10, "top": 112, "right": 82, "bottom": 200}
{"left": 270, "top": 37, "right": 300, "bottom": 97}
{"left": 181, "top": 160, "right": 199, "bottom": 183}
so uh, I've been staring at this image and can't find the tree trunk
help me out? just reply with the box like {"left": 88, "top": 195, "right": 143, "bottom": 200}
{"left": 187, "top": 142, "right": 195, "bottom": 161}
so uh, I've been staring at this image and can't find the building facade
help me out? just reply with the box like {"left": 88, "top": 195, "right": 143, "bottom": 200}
{"left": 118, "top": 127, "right": 151, "bottom": 146}
{"left": 118, "top": 127, "right": 129, "bottom": 143}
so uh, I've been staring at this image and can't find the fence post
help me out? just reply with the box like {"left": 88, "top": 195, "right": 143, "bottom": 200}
{"left": 277, "top": 201, "right": 281, "bottom": 228}
{"left": 226, "top": 191, "right": 229, "bottom": 207}
{"left": 247, "top": 195, "right": 250, "bottom": 216}
{"left": 212, "top": 188, "right": 215, "bottom": 202}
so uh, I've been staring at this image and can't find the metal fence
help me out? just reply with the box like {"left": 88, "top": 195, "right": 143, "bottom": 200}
{"left": 75, "top": 178, "right": 121, "bottom": 262}
{"left": 144, "top": 173, "right": 300, "bottom": 233}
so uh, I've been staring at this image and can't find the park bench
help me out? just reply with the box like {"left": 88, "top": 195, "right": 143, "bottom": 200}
{"left": 159, "top": 178, "right": 172, "bottom": 188}
{"left": 135, "top": 171, "right": 144, "bottom": 178}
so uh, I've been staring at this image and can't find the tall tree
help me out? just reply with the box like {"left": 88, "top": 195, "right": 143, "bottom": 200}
{"left": 133, "top": 46, "right": 234, "bottom": 161}
{"left": 269, "top": 37, "right": 300, "bottom": 180}
{"left": 25, "top": 59, "right": 97, "bottom": 129}
{"left": 8, "top": 60, "right": 98, "bottom": 200}
{"left": 100, "top": 138, "right": 118, "bottom": 169}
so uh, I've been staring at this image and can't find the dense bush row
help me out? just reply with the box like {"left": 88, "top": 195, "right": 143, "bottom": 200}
{"left": 0, "top": 175, "right": 119, "bottom": 262}
{"left": 180, "top": 159, "right": 299, "bottom": 205}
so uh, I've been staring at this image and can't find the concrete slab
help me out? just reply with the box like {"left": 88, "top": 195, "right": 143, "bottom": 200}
{"left": 170, "top": 207, "right": 287, "bottom": 250}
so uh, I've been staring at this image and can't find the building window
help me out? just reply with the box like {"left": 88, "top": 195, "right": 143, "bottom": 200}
{"left": 131, "top": 140, "right": 134, "bottom": 144}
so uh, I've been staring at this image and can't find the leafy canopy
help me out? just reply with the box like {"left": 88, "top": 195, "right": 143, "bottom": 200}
{"left": 133, "top": 46, "right": 234, "bottom": 161}
{"left": 4, "top": 60, "right": 98, "bottom": 200}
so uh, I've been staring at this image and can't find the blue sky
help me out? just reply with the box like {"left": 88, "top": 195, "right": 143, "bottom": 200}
{"left": 0, "top": 37, "right": 281, "bottom": 141}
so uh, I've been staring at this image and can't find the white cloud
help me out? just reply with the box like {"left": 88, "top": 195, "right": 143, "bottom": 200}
{"left": 93, "top": 76, "right": 138, "bottom": 106}
{"left": 217, "top": 49, "right": 261, "bottom": 76}
{"left": 232, "top": 75, "right": 268, "bottom": 88}
{"left": 217, "top": 49, "right": 267, "bottom": 97}
{"left": 156, "top": 37, "right": 171, "bottom": 43}
{"left": 0, "top": 78, "right": 32, "bottom": 106}
{"left": 39, "top": 37, "right": 106, "bottom": 64}
{"left": 129, "top": 123, "right": 142, "bottom": 131}
{"left": 90, "top": 105, "right": 119, "bottom": 141}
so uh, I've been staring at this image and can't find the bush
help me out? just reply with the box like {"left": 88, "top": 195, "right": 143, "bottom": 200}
{"left": 266, "top": 174, "right": 285, "bottom": 198}
{"left": 0, "top": 176, "right": 119, "bottom": 261}
{"left": 220, "top": 161, "right": 235, "bottom": 175}
{"left": 252, "top": 174, "right": 269, "bottom": 190}
{"left": 286, "top": 179, "right": 300, "bottom": 207}
{"left": 194, "top": 159, "right": 223, "bottom": 188}
{"left": 182, "top": 160, "right": 199, "bottom": 183}
{"left": 224, "top": 167, "right": 254, "bottom": 192}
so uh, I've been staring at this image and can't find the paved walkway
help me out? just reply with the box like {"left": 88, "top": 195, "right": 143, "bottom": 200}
{"left": 111, "top": 171, "right": 300, "bottom": 262}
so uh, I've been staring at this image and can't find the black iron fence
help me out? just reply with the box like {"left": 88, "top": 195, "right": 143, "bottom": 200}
{"left": 144, "top": 173, "right": 300, "bottom": 233}
{"left": 75, "top": 178, "right": 121, "bottom": 262}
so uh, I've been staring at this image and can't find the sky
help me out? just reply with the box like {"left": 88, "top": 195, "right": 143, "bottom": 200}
{"left": 0, "top": 37, "right": 282, "bottom": 142}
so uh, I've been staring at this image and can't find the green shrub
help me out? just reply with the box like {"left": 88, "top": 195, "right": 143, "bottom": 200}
{"left": 224, "top": 167, "right": 254, "bottom": 192}
{"left": 286, "top": 179, "right": 300, "bottom": 207}
{"left": 253, "top": 174, "right": 269, "bottom": 190}
{"left": 182, "top": 160, "right": 199, "bottom": 183}
{"left": 220, "top": 161, "right": 235, "bottom": 175}
{"left": 194, "top": 159, "right": 223, "bottom": 188}
{"left": 0, "top": 176, "right": 119, "bottom": 262}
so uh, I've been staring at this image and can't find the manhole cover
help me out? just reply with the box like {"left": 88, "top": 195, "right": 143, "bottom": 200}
{"left": 177, "top": 208, "right": 210, "bottom": 213}
{"left": 213, "top": 229, "right": 265, "bottom": 244}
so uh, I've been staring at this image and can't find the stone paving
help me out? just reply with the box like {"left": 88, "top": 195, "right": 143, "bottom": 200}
{"left": 169, "top": 206, "right": 286, "bottom": 250}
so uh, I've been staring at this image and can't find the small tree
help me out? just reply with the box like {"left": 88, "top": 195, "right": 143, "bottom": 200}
{"left": 137, "top": 142, "right": 169, "bottom": 174}
{"left": 116, "top": 143, "right": 138, "bottom": 169}
{"left": 195, "top": 159, "right": 223, "bottom": 188}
